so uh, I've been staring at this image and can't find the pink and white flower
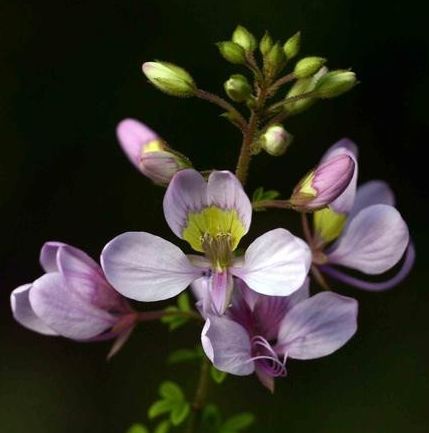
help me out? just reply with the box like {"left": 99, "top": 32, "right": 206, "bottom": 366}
{"left": 102, "top": 169, "right": 311, "bottom": 314}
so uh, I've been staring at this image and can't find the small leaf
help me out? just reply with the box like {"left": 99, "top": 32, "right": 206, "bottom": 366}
{"left": 126, "top": 424, "right": 149, "bottom": 433}
{"left": 159, "top": 381, "right": 184, "bottom": 401}
{"left": 211, "top": 366, "right": 228, "bottom": 384}
{"left": 177, "top": 292, "right": 191, "bottom": 311}
{"left": 170, "top": 401, "right": 191, "bottom": 426}
{"left": 202, "top": 404, "right": 222, "bottom": 433}
{"left": 252, "top": 187, "right": 264, "bottom": 202}
{"left": 148, "top": 400, "right": 173, "bottom": 419}
{"left": 168, "top": 348, "right": 203, "bottom": 364}
{"left": 161, "top": 307, "right": 189, "bottom": 331}
{"left": 154, "top": 420, "right": 170, "bottom": 433}
{"left": 220, "top": 413, "right": 255, "bottom": 433}
{"left": 263, "top": 189, "right": 280, "bottom": 200}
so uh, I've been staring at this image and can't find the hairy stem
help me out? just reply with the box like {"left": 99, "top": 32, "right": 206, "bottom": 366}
{"left": 235, "top": 84, "right": 269, "bottom": 185}
{"left": 185, "top": 357, "right": 211, "bottom": 433}
{"left": 196, "top": 89, "right": 247, "bottom": 129}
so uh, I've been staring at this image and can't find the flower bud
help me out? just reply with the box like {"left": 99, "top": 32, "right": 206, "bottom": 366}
{"left": 117, "top": 118, "right": 191, "bottom": 186}
{"left": 283, "top": 31, "right": 301, "bottom": 59}
{"left": 224, "top": 74, "right": 252, "bottom": 102}
{"left": 290, "top": 153, "right": 355, "bottom": 211}
{"left": 260, "top": 125, "right": 292, "bottom": 156}
{"left": 265, "top": 43, "right": 286, "bottom": 77}
{"left": 217, "top": 41, "right": 246, "bottom": 64}
{"left": 232, "top": 25, "right": 257, "bottom": 51}
{"left": 259, "top": 31, "right": 273, "bottom": 56}
{"left": 294, "top": 56, "right": 327, "bottom": 79}
{"left": 285, "top": 67, "right": 327, "bottom": 114}
{"left": 315, "top": 70, "right": 357, "bottom": 98}
{"left": 142, "top": 61, "right": 196, "bottom": 97}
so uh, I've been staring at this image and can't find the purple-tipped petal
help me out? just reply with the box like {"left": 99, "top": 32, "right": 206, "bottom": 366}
{"left": 101, "top": 232, "right": 202, "bottom": 302}
{"left": 328, "top": 204, "right": 409, "bottom": 274}
{"left": 163, "top": 169, "right": 208, "bottom": 239}
{"left": 30, "top": 273, "right": 116, "bottom": 340}
{"left": 39, "top": 241, "right": 66, "bottom": 272}
{"left": 58, "top": 245, "right": 126, "bottom": 312}
{"left": 253, "top": 279, "right": 310, "bottom": 340}
{"left": 207, "top": 171, "right": 252, "bottom": 233}
{"left": 321, "top": 242, "right": 415, "bottom": 291}
{"left": 10, "top": 284, "right": 58, "bottom": 336}
{"left": 116, "top": 118, "right": 158, "bottom": 170}
{"left": 202, "top": 317, "right": 254, "bottom": 375}
{"left": 277, "top": 292, "right": 358, "bottom": 359}
{"left": 231, "top": 229, "right": 311, "bottom": 297}
{"left": 321, "top": 138, "right": 358, "bottom": 214}
{"left": 350, "top": 180, "right": 395, "bottom": 219}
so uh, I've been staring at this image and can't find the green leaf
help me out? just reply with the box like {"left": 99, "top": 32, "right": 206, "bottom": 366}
{"left": 220, "top": 413, "right": 255, "bottom": 433}
{"left": 161, "top": 307, "right": 189, "bottom": 331}
{"left": 211, "top": 366, "right": 228, "bottom": 384}
{"left": 148, "top": 400, "right": 173, "bottom": 419}
{"left": 126, "top": 424, "right": 149, "bottom": 433}
{"left": 159, "top": 381, "right": 185, "bottom": 401}
{"left": 168, "top": 348, "right": 203, "bottom": 364}
{"left": 252, "top": 186, "right": 264, "bottom": 202}
{"left": 177, "top": 292, "right": 191, "bottom": 311}
{"left": 201, "top": 404, "right": 222, "bottom": 433}
{"left": 154, "top": 420, "right": 170, "bottom": 433}
{"left": 170, "top": 401, "right": 190, "bottom": 426}
{"left": 263, "top": 189, "right": 280, "bottom": 200}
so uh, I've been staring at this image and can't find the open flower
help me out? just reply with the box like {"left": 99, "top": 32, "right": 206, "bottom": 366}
{"left": 10, "top": 242, "right": 137, "bottom": 357}
{"left": 201, "top": 279, "right": 358, "bottom": 391}
{"left": 117, "top": 118, "right": 191, "bottom": 186}
{"left": 102, "top": 169, "right": 311, "bottom": 314}
{"left": 308, "top": 139, "right": 414, "bottom": 291}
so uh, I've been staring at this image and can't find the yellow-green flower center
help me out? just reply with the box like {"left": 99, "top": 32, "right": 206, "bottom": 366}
{"left": 143, "top": 139, "right": 165, "bottom": 153}
{"left": 313, "top": 207, "right": 347, "bottom": 244}
{"left": 182, "top": 206, "right": 246, "bottom": 268}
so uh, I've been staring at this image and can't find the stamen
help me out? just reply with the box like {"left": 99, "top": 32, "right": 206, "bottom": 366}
{"left": 250, "top": 335, "right": 287, "bottom": 377}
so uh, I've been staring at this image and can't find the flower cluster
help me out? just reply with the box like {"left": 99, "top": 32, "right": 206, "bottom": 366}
{"left": 10, "top": 23, "right": 414, "bottom": 433}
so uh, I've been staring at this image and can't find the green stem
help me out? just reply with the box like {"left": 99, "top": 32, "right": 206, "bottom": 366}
{"left": 196, "top": 89, "right": 247, "bottom": 129}
{"left": 235, "top": 84, "right": 269, "bottom": 185}
{"left": 184, "top": 357, "right": 211, "bottom": 433}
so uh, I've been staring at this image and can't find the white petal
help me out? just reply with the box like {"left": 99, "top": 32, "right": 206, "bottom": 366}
{"left": 328, "top": 204, "right": 409, "bottom": 274}
{"left": 231, "top": 229, "right": 311, "bottom": 296}
{"left": 101, "top": 232, "right": 202, "bottom": 301}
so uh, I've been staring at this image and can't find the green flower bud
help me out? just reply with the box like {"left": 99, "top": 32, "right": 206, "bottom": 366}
{"left": 285, "top": 67, "right": 327, "bottom": 114}
{"left": 232, "top": 25, "right": 257, "bottom": 52}
{"left": 260, "top": 124, "right": 293, "bottom": 156}
{"left": 216, "top": 41, "right": 246, "bottom": 64}
{"left": 142, "top": 61, "right": 196, "bottom": 97}
{"left": 283, "top": 31, "right": 301, "bottom": 59}
{"left": 224, "top": 74, "right": 252, "bottom": 102}
{"left": 315, "top": 70, "right": 357, "bottom": 98}
{"left": 265, "top": 42, "right": 286, "bottom": 77}
{"left": 259, "top": 31, "right": 273, "bottom": 56}
{"left": 294, "top": 56, "right": 327, "bottom": 79}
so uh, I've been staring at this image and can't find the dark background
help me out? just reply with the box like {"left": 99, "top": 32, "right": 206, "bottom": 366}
{"left": 1, "top": 0, "right": 428, "bottom": 432}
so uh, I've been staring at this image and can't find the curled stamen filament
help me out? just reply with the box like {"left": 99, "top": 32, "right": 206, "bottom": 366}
{"left": 249, "top": 335, "right": 287, "bottom": 377}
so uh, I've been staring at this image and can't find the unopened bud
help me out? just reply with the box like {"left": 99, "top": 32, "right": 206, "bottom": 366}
{"left": 259, "top": 31, "right": 273, "bottom": 56}
{"left": 265, "top": 43, "right": 286, "bottom": 77}
{"left": 315, "top": 70, "right": 357, "bottom": 98}
{"left": 294, "top": 56, "right": 327, "bottom": 79}
{"left": 289, "top": 153, "right": 355, "bottom": 211}
{"left": 142, "top": 62, "right": 196, "bottom": 97}
{"left": 224, "top": 74, "right": 252, "bottom": 102}
{"left": 217, "top": 41, "right": 246, "bottom": 64}
{"left": 285, "top": 67, "right": 327, "bottom": 114}
{"left": 260, "top": 125, "right": 292, "bottom": 156}
{"left": 232, "top": 25, "right": 257, "bottom": 52}
{"left": 283, "top": 31, "right": 301, "bottom": 59}
{"left": 117, "top": 118, "right": 191, "bottom": 186}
